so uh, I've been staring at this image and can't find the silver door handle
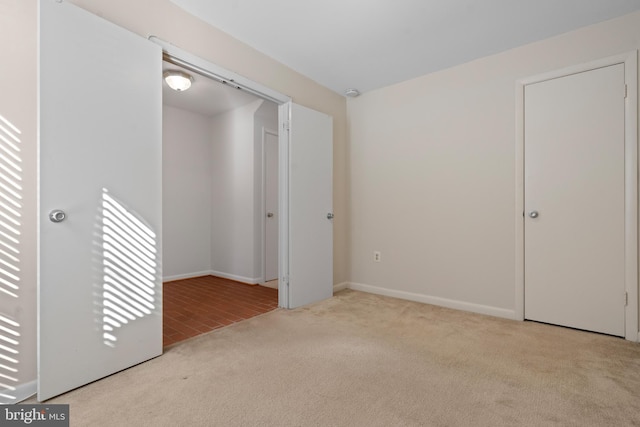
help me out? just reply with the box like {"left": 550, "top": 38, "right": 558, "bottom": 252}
{"left": 49, "top": 209, "right": 66, "bottom": 223}
{"left": 267, "top": 212, "right": 274, "bottom": 218}
{"left": 528, "top": 211, "right": 539, "bottom": 219}
{"left": 327, "top": 213, "right": 334, "bottom": 220}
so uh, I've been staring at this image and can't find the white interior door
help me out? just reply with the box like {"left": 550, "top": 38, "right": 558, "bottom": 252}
{"left": 39, "top": 0, "right": 162, "bottom": 400}
{"left": 264, "top": 130, "right": 279, "bottom": 282}
{"left": 285, "top": 103, "right": 333, "bottom": 308}
{"left": 524, "top": 63, "right": 626, "bottom": 336}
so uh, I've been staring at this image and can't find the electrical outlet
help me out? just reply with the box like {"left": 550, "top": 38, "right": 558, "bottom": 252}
{"left": 373, "top": 251, "right": 381, "bottom": 262}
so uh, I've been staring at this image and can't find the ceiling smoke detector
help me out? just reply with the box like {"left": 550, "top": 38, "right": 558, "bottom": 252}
{"left": 344, "top": 88, "right": 360, "bottom": 98}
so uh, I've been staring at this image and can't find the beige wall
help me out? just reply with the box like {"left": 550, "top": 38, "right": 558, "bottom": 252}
{"left": 1, "top": 0, "right": 347, "bottom": 399}
{"left": 348, "top": 11, "right": 640, "bottom": 320}
{"left": 209, "top": 100, "right": 261, "bottom": 282}
{"left": 163, "top": 105, "right": 212, "bottom": 279}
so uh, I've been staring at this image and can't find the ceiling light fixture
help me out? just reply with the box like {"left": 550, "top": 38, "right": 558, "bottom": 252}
{"left": 163, "top": 70, "right": 193, "bottom": 92}
{"left": 344, "top": 88, "right": 360, "bottom": 98}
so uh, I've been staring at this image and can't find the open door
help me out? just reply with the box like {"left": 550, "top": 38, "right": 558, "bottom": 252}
{"left": 281, "top": 103, "right": 333, "bottom": 308}
{"left": 264, "top": 130, "right": 279, "bottom": 282}
{"left": 147, "top": 39, "right": 335, "bottom": 311}
{"left": 38, "top": 0, "right": 162, "bottom": 400}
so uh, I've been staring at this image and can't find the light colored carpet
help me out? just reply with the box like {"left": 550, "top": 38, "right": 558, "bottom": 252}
{"left": 36, "top": 290, "right": 640, "bottom": 426}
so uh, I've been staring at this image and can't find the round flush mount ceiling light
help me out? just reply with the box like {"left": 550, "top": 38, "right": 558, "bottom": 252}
{"left": 163, "top": 70, "right": 193, "bottom": 92}
{"left": 344, "top": 88, "right": 360, "bottom": 97}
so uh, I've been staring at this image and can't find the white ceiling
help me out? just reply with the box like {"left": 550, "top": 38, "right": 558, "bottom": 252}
{"left": 162, "top": 61, "right": 261, "bottom": 117}
{"left": 170, "top": 0, "right": 640, "bottom": 95}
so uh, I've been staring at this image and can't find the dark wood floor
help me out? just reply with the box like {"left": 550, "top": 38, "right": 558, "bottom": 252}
{"left": 163, "top": 275, "right": 278, "bottom": 347}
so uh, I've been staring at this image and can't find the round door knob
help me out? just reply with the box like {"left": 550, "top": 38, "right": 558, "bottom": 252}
{"left": 528, "top": 210, "right": 539, "bottom": 219}
{"left": 267, "top": 212, "right": 274, "bottom": 218}
{"left": 49, "top": 209, "right": 66, "bottom": 223}
{"left": 327, "top": 213, "right": 334, "bottom": 220}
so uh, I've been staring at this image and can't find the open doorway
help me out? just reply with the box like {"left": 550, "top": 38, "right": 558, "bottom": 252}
{"left": 37, "top": 1, "right": 333, "bottom": 400}
{"left": 161, "top": 60, "right": 279, "bottom": 346}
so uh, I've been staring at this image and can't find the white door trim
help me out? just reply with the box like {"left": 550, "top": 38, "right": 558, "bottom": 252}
{"left": 261, "top": 127, "right": 278, "bottom": 284}
{"left": 515, "top": 51, "right": 638, "bottom": 341}
{"left": 278, "top": 103, "right": 291, "bottom": 308}
{"left": 149, "top": 37, "right": 292, "bottom": 308}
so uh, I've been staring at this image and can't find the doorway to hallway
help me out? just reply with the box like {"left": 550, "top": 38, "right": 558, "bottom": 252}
{"left": 162, "top": 60, "right": 279, "bottom": 347}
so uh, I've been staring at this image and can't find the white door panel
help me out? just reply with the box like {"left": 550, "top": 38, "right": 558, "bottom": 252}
{"left": 265, "top": 131, "right": 278, "bottom": 282}
{"left": 524, "top": 64, "right": 625, "bottom": 336}
{"left": 287, "top": 103, "right": 333, "bottom": 308}
{"left": 39, "top": 0, "right": 162, "bottom": 400}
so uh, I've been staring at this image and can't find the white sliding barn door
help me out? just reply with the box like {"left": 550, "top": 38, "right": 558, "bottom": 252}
{"left": 39, "top": 0, "right": 162, "bottom": 400}
{"left": 524, "top": 64, "right": 626, "bottom": 336}
{"left": 281, "top": 103, "right": 333, "bottom": 309}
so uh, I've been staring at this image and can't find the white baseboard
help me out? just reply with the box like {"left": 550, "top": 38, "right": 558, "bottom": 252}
{"left": 333, "top": 282, "right": 349, "bottom": 293}
{"left": 1, "top": 380, "right": 36, "bottom": 404}
{"left": 347, "top": 282, "right": 517, "bottom": 320}
{"left": 209, "top": 270, "right": 261, "bottom": 285}
{"left": 164, "top": 270, "right": 261, "bottom": 285}
{"left": 163, "top": 271, "right": 213, "bottom": 283}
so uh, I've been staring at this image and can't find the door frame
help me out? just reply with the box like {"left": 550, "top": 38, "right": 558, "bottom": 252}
{"left": 150, "top": 37, "right": 293, "bottom": 308}
{"left": 262, "top": 127, "right": 279, "bottom": 284}
{"left": 514, "top": 51, "right": 639, "bottom": 341}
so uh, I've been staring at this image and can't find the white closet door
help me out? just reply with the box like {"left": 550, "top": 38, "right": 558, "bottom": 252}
{"left": 286, "top": 103, "right": 333, "bottom": 308}
{"left": 39, "top": 0, "right": 162, "bottom": 400}
{"left": 524, "top": 64, "right": 625, "bottom": 336}
{"left": 265, "top": 131, "right": 279, "bottom": 282}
